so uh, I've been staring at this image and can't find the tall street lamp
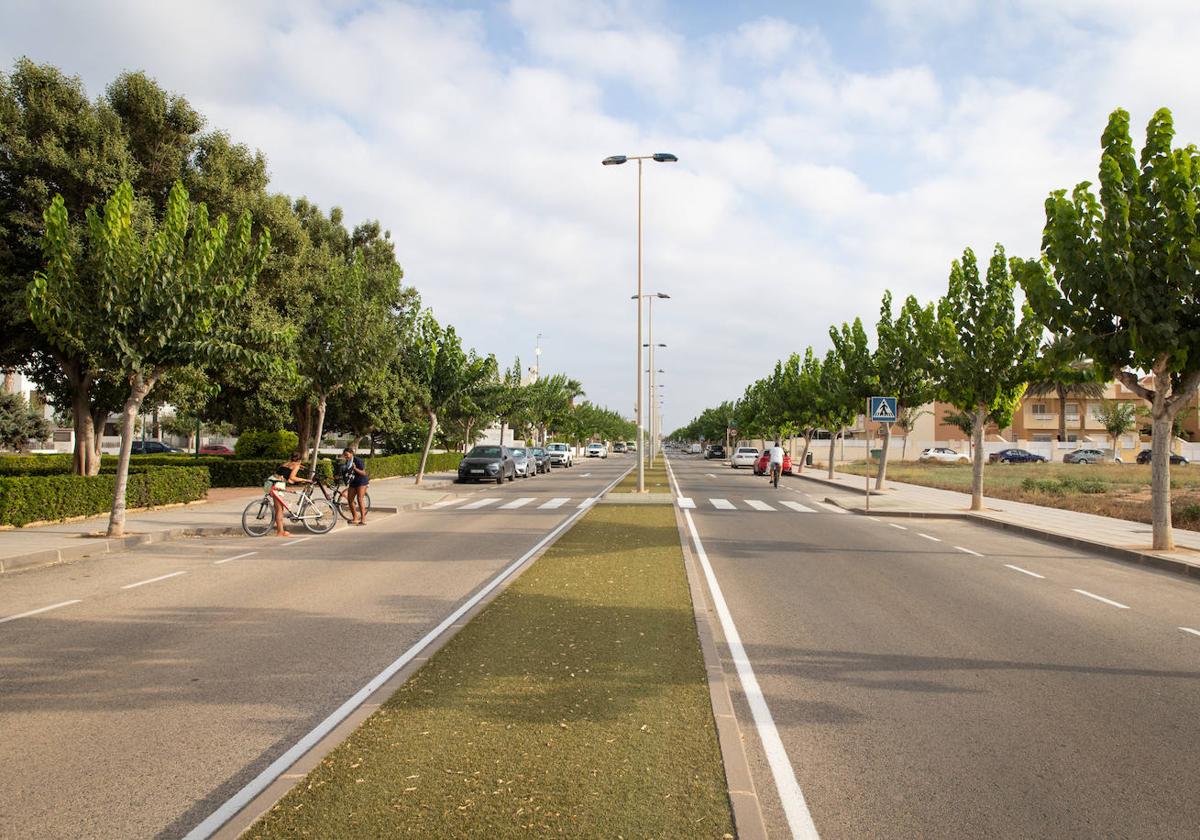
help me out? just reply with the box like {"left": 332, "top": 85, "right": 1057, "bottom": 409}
{"left": 634, "top": 290, "right": 670, "bottom": 470}
{"left": 605, "top": 152, "right": 678, "bottom": 492}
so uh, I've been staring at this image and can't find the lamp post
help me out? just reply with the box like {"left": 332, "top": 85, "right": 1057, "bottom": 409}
{"left": 533, "top": 333, "right": 543, "bottom": 383}
{"left": 604, "top": 152, "right": 677, "bottom": 492}
{"left": 633, "top": 291, "right": 670, "bottom": 470}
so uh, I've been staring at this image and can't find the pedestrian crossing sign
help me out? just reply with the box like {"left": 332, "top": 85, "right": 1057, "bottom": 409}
{"left": 869, "top": 396, "right": 898, "bottom": 423}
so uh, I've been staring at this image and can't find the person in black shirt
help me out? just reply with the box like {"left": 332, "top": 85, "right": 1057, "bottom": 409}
{"left": 273, "top": 450, "right": 310, "bottom": 536}
{"left": 342, "top": 447, "right": 369, "bottom": 525}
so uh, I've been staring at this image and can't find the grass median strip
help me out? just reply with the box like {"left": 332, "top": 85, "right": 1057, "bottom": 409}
{"left": 611, "top": 462, "right": 671, "bottom": 493}
{"left": 245, "top": 503, "right": 734, "bottom": 838}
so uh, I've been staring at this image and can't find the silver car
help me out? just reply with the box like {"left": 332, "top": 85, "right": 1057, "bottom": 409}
{"left": 510, "top": 447, "right": 537, "bottom": 477}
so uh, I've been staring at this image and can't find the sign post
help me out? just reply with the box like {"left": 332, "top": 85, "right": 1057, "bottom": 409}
{"left": 866, "top": 397, "right": 898, "bottom": 513}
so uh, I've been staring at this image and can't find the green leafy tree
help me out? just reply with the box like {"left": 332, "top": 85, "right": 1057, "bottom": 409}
{"left": 0, "top": 392, "right": 52, "bottom": 450}
{"left": 1020, "top": 107, "right": 1200, "bottom": 549}
{"left": 817, "top": 349, "right": 860, "bottom": 479}
{"left": 777, "top": 349, "right": 823, "bottom": 472}
{"left": 1024, "top": 335, "right": 1106, "bottom": 443}
{"left": 30, "top": 180, "right": 269, "bottom": 536}
{"left": 491, "top": 358, "right": 526, "bottom": 446}
{"left": 894, "top": 406, "right": 931, "bottom": 461}
{"left": 1093, "top": 399, "right": 1138, "bottom": 452}
{"left": 872, "top": 292, "right": 938, "bottom": 488}
{"left": 936, "top": 246, "right": 1041, "bottom": 511}
{"left": 525, "top": 373, "right": 585, "bottom": 446}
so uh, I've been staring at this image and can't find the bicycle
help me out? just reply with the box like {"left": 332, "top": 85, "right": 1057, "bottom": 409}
{"left": 769, "top": 462, "right": 781, "bottom": 489}
{"left": 314, "top": 472, "right": 372, "bottom": 523}
{"left": 242, "top": 477, "right": 338, "bottom": 537}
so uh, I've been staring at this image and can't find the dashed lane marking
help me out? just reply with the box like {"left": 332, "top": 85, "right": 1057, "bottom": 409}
{"left": 1180, "top": 627, "right": 1200, "bottom": 638}
{"left": 954, "top": 546, "right": 983, "bottom": 557}
{"left": 888, "top": 523, "right": 908, "bottom": 531}
{"left": 1004, "top": 564, "right": 1045, "bottom": 579}
{"left": 122, "top": 571, "right": 187, "bottom": 590}
{"left": 918, "top": 533, "right": 941, "bottom": 542}
{"left": 1, "top": 600, "right": 82, "bottom": 625}
{"left": 1073, "top": 589, "right": 1130, "bottom": 609}
{"left": 214, "top": 552, "right": 257, "bottom": 565}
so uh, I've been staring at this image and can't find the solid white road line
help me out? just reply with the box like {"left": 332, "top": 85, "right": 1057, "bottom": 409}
{"left": 745, "top": 499, "right": 776, "bottom": 511}
{"left": 710, "top": 498, "right": 737, "bottom": 510}
{"left": 682, "top": 510, "right": 820, "bottom": 840}
{"left": 214, "top": 552, "right": 257, "bottom": 565}
{"left": 461, "top": 498, "right": 501, "bottom": 510}
{"left": 676, "top": 497, "right": 696, "bottom": 509}
{"left": 815, "top": 502, "right": 849, "bottom": 514}
{"left": 917, "top": 533, "right": 941, "bottom": 542}
{"left": 499, "top": 497, "right": 535, "bottom": 510}
{"left": 954, "top": 546, "right": 984, "bottom": 557}
{"left": 282, "top": 536, "right": 313, "bottom": 546}
{"left": 1004, "top": 564, "right": 1045, "bottom": 579}
{"left": 539, "top": 498, "right": 569, "bottom": 509}
{"left": 1180, "top": 627, "right": 1200, "bottom": 638}
{"left": 1073, "top": 589, "right": 1130, "bottom": 609}
{"left": 888, "top": 523, "right": 908, "bottom": 531}
{"left": 780, "top": 501, "right": 815, "bottom": 513}
{"left": 182, "top": 464, "right": 634, "bottom": 840}
{"left": 0, "top": 599, "right": 82, "bottom": 625}
{"left": 121, "top": 571, "right": 187, "bottom": 590}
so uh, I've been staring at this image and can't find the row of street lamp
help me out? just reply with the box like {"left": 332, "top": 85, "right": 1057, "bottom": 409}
{"left": 603, "top": 152, "right": 677, "bottom": 493}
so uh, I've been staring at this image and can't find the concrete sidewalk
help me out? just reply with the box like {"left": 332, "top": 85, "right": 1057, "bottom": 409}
{"left": 0, "top": 471, "right": 463, "bottom": 575}
{"left": 794, "top": 468, "right": 1200, "bottom": 580}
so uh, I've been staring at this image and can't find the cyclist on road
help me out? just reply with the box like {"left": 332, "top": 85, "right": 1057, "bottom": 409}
{"left": 341, "top": 447, "right": 370, "bottom": 525}
{"left": 272, "top": 450, "right": 311, "bottom": 536}
{"left": 767, "top": 441, "right": 785, "bottom": 488}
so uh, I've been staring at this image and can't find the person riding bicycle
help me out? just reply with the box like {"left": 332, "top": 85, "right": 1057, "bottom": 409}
{"left": 271, "top": 450, "right": 311, "bottom": 536}
{"left": 767, "top": 441, "right": 785, "bottom": 486}
{"left": 341, "top": 447, "right": 369, "bottom": 525}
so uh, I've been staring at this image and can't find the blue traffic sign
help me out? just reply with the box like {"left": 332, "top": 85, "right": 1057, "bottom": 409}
{"left": 869, "top": 396, "right": 898, "bottom": 423}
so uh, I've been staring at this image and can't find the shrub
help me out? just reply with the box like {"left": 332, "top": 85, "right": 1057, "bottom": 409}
{"left": 0, "top": 467, "right": 210, "bottom": 527}
{"left": 207, "top": 457, "right": 333, "bottom": 487}
{"left": 0, "top": 452, "right": 334, "bottom": 487}
{"left": 234, "top": 430, "right": 300, "bottom": 461}
{"left": 0, "top": 454, "right": 74, "bottom": 475}
{"left": 358, "top": 452, "right": 463, "bottom": 479}
{"left": 1021, "top": 476, "right": 1109, "bottom": 496}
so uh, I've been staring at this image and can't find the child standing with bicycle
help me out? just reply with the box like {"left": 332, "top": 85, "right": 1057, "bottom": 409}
{"left": 341, "top": 448, "right": 369, "bottom": 525}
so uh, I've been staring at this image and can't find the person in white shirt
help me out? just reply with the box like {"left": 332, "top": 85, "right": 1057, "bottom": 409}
{"left": 767, "top": 442, "right": 785, "bottom": 486}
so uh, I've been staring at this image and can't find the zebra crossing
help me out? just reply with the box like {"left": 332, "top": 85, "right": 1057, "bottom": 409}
{"left": 427, "top": 495, "right": 844, "bottom": 514}
{"left": 427, "top": 496, "right": 591, "bottom": 512}
{"left": 675, "top": 497, "right": 847, "bottom": 514}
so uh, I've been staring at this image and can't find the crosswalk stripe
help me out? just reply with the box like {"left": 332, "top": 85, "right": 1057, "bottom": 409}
{"left": 460, "top": 498, "right": 500, "bottom": 510}
{"left": 428, "top": 499, "right": 460, "bottom": 509}
{"left": 710, "top": 498, "right": 736, "bottom": 510}
{"left": 745, "top": 499, "right": 776, "bottom": 511}
{"left": 677, "top": 497, "right": 696, "bottom": 509}
{"left": 539, "top": 497, "right": 570, "bottom": 509}
{"left": 578, "top": 498, "right": 597, "bottom": 509}
{"left": 780, "top": 501, "right": 815, "bottom": 513}
{"left": 500, "top": 497, "right": 535, "bottom": 509}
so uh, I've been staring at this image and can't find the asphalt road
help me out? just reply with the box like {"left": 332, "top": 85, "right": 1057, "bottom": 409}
{"left": 668, "top": 451, "right": 1200, "bottom": 840}
{"left": 0, "top": 457, "right": 628, "bottom": 840}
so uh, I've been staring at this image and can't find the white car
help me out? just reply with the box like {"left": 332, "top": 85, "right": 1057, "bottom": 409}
{"left": 689, "top": 443, "right": 702, "bottom": 454}
{"left": 586, "top": 443, "right": 608, "bottom": 459}
{"left": 731, "top": 447, "right": 759, "bottom": 468}
{"left": 545, "top": 443, "right": 573, "bottom": 467}
{"left": 919, "top": 447, "right": 971, "bottom": 464}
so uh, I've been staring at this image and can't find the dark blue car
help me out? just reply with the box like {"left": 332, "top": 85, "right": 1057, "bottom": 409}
{"left": 988, "top": 448, "right": 1047, "bottom": 464}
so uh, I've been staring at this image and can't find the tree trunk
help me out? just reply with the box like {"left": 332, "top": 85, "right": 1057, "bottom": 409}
{"left": 875, "top": 424, "right": 892, "bottom": 490}
{"left": 797, "top": 433, "right": 812, "bottom": 474}
{"left": 108, "top": 374, "right": 155, "bottom": 538}
{"left": 295, "top": 400, "right": 313, "bottom": 454}
{"left": 499, "top": 420, "right": 506, "bottom": 446}
{"left": 416, "top": 409, "right": 437, "bottom": 485}
{"left": 463, "top": 418, "right": 475, "bottom": 451}
{"left": 1150, "top": 389, "right": 1175, "bottom": 551}
{"left": 901, "top": 431, "right": 909, "bottom": 461}
{"left": 309, "top": 395, "right": 329, "bottom": 480}
{"left": 64, "top": 359, "right": 101, "bottom": 476}
{"left": 971, "top": 406, "right": 987, "bottom": 512}
{"left": 827, "top": 428, "right": 839, "bottom": 479}
{"left": 1057, "top": 383, "right": 1068, "bottom": 443}
{"left": 91, "top": 409, "right": 106, "bottom": 472}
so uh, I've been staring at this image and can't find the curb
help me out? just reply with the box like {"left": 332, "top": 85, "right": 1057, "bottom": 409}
{"left": 0, "top": 524, "right": 240, "bottom": 575}
{"left": 818, "top": 497, "right": 1200, "bottom": 583}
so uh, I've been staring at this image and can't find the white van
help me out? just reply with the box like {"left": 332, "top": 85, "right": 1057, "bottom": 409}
{"left": 689, "top": 443, "right": 702, "bottom": 454}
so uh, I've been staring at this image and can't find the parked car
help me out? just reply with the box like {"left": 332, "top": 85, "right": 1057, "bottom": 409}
{"left": 545, "top": 443, "right": 573, "bottom": 467}
{"left": 1135, "top": 449, "right": 1189, "bottom": 465}
{"left": 1063, "top": 448, "right": 1122, "bottom": 464}
{"left": 531, "top": 447, "right": 552, "bottom": 473}
{"left": 754, "top": 450, "right": 793, "bottom": 475}
{"left": 198, "top": 444, "right": 234, "bottom": 455}
{"left": 612, "top": 442, "right": 627, "bottom": 454}
{"left": 586, "top": 443, "right": 608, "bottom": 459}
{"left": 689, "top": 443, "right": 702, "bottom": 454}
{"left": 510, "top": 447, "right": 537, "bottom": 477}
{"left": 457, "top": 445, "right": 516, "bottom": 484}
{"left": 988, "top": 448, "right": 1047, "bottom": 464}
{"left": 919, "top": 447, "right": 971, "bottom": 464}
{"left": 131, "top": 440, "right": 185, "bottom": 455}
{"left": 731, "top": 447, "right": 759, "bottom": 468}
{"left": 705, "top": 444, "right": 726, "bottom": 460}
{"left": 626, "top": 441, "right": 637, "bottom": 453}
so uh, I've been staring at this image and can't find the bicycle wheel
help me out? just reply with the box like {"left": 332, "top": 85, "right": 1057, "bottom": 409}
{"left": 332, "top": 488, "right": 354, "bottom": 522}
{"left": 301, "top": 497, "right": 338, "bottom": 533}
{"left": 242, "top": 497, "right": 275, "bottom": 537}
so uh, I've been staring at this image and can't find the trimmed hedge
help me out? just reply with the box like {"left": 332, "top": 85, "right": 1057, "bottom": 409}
{"left": 235, "top": 430, "right": 300, "bottom": 461}
{"left": 0, "top": 454, "right": 74, "bottom": 475}
{"left": 0, "top": 466, "right": 210, "bottom": 527}
{"left": 0, "top": 454, "right": 333, "bottom": 487}
{"left": 358, "top": 452, "right": 463, "bottom": 479}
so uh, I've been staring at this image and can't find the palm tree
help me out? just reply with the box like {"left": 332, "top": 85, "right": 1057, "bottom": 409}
{"left": 1024, "top": 335, "right": 1106, "bottom": 442}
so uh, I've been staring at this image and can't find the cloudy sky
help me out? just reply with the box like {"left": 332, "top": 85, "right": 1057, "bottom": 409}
{"left": 4, "top": 0, "right": 1199, "bottom": 430}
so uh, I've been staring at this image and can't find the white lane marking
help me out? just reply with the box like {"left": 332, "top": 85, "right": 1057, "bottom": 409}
{"left": 182, "top": 464, "right": 634, "bottom": 840}
{"left": 1180, "top": 627, "right": 1200, "bottom": 638}
{"left": 815, "top": 502, "right": 849, "bottom": 514}
{"left": 683, "top": 510, "right": 820, "bottom": 839}
{"left": 710, "top": 498, "right": 737, "bottom": 510}
{"left": 427, "top": 498, "right": 461, "bottom": 509}
{"left": 745, "top": 499, "right": 776, "bottom": 511}
{"left": 461, "top": 498, "right": 501, "bottom": 510}
{"left": 1004, "top": 564, "right": 1045, "bottom": 579}
{"left": 865, "top": 516, "right": 880, "bottom": 522}
{"left": 780, "top": 501, "right": 815, "bottom": 513}
{"left": 0, "top": 599, "right": 82, "bottom": 625}
{"left": 676, "top": 497, "right": 696, "bottom": 509}
{"left": 121, "top": 571, "right": 187, "bottom": 590}
{"left": 954, "top": 546, "right": 984, "bottom": 557}
{"left": 283, "top": 536, "right": 313, "bottom": 546}
{"left": 214, "top": 552, "right": 257, "bottom": 565}
{"left": 539, "top": 497, "right": 569, "bottom": 509}
{"left": 705, "top": 473, "right": 717, "bottom": 479}
{"left": 1073, "top": 589, "right": 1130, "bottom": 609}
{"left": 580, "top": 473, "right": 592, "bottom": 477}
{"left": 917, "top": 533, "right": 941, "bottom": 542}
{"left": 888, "top": 523, "right": 908, "bottom": 531}
{"left": 577, "top": 498, "right": 596, "bottom": 509}
{"left": 500, "top": 497, "right": 535, "bottom": 510}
